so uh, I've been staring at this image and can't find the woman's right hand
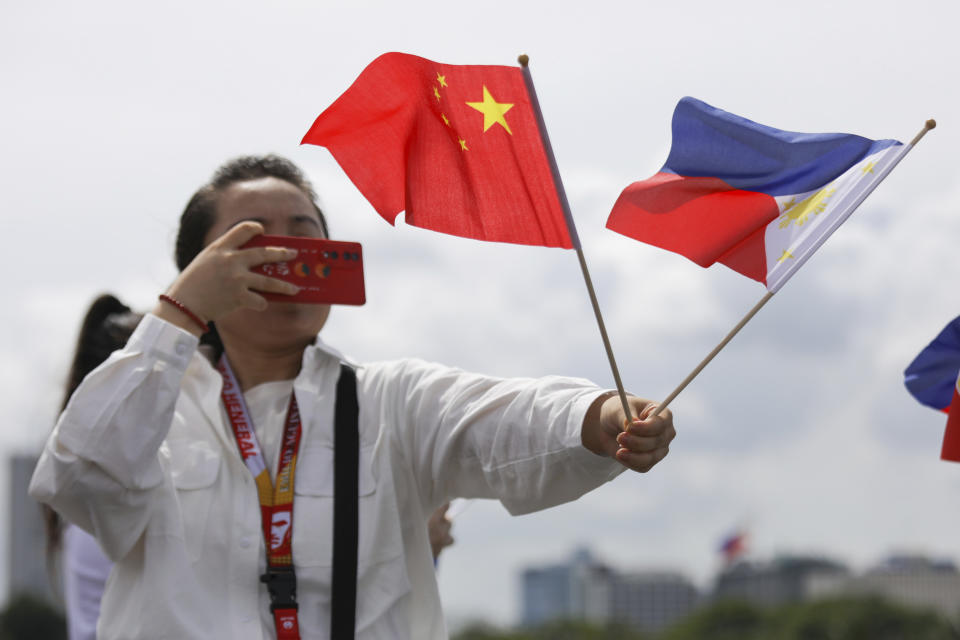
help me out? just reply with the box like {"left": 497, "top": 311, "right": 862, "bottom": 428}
{"left": 152, "top": 222, "right": 300, "bottom": 335}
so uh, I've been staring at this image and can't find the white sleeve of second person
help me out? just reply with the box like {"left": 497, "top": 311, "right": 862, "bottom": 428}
{"left": 361, "top": 358, "right": 626, "bottom": 515}
{"left": 63, "top": 524, "right": 112, "bottom": 640}
{"left": 28, "top": 315, "right": 198, "bottom": 562}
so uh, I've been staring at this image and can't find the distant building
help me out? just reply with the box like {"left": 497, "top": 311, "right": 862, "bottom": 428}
{"left": 713, "top": 555, "right": 850, "bottom": 607}
{"left": 610, "top": 570, "right": 700, "bottom": 633}
{"left": 521, "top": 548, "right": 612, "bottom": 626}
{"left": 523, "top": 547, "right": 960, "bottom": 631}
{"left": 811, "top": 554, "right": 960, "bottom": 622}
{"left": 521, "top": 548, "right": 699, "bottom": 633}
{"left": 713, "top": 552, "right": 960, "bottom": 622}
{"left": 8, "top": 453, "right": 59, "bottom": 606}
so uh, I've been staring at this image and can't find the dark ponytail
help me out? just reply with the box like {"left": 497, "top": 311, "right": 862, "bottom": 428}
{"left": 44, "top": 295, "right": 143, "bottom": 574}
{"left": 59, "top": 295, "right": 139, "bottom": 411}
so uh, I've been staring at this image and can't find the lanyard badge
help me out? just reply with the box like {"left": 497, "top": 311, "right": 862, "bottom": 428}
{"left": 218, "top": 356, "right": 303, "bottom": 639}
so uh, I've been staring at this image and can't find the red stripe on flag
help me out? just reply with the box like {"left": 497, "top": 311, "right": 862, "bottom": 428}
{"left": 606, "top": 172, "right": 777, "bottom": 283}
{"left": 941, "top": 383, "right": 960, "bottom": 462}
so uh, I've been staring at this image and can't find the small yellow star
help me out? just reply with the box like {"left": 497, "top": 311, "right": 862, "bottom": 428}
{"left": 777, "top": 249, "right": 795, "bottom": 263}
{"left": 466, "top": 85, "right": 514, "bottom": 135}
{"left": 436, "top": 73, "right": 448, "bottom": 88}
{"left": 441, "top": 113, "right": 450, "bottom": 127}
{"left": 862, "top": 161, "right": 876, "bottom": 174}
{"left": 433, "top": 86, "right": 441, "bottom": 102}
{"left": 458, "top": 138, "right": 468, "bottom": 151}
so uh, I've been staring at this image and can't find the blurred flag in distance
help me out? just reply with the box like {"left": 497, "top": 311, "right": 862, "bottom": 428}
{"left": 719, "top": 529, "right": 748, "bottom": 565}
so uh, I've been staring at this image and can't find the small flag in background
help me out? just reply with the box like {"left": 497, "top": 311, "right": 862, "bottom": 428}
{"left": 718, "top": 529, "right": 748, "bottom": 565}
{"left": 302, "top": 52, "right": 572, "bottom": 248}
{"left": 606, "top": 97, "right": 905, "bottom": 291}
{"left": 905, "top": 316, "right": 960, "bottom": 462}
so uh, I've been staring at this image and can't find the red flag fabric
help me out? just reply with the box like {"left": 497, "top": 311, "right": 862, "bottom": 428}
{"left": 301, "top": 52, "right": 572, "bottom": 248}
{"left": 942, "top": 377, "right": 960, "bottom": 462}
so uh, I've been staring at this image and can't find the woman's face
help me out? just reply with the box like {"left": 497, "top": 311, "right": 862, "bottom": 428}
{"left": 205, "top": 176, "right": 332, "bottom": 353}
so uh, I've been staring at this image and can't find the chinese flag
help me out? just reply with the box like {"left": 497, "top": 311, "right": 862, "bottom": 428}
{"left": 301, "top": 53, "right": 572, "bottom": 248}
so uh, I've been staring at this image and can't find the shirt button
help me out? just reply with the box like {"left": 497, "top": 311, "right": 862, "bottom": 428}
{"left": 239, "top": 537, "right": 253, "bottom": 549}
{"left": 175, "top": 341, "right": 188, "bottom": 355}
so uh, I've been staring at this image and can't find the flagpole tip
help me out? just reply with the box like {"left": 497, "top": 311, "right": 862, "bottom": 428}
{"left": 926, "top": 118, "right": 937, "bottom": 130}
{"left": 518, "top": 54, "right": 529, "bottom": 67}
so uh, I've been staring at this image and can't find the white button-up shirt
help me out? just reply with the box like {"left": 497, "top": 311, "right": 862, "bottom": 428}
{"left": 30, "top": 314, "right": 623, "bottom": 639}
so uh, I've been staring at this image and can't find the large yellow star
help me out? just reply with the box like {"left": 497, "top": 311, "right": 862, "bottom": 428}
{"left": 466, "top": 86, "right": 514, "bottom": 135}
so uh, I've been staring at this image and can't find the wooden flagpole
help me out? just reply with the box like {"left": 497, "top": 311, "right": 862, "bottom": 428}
{"left": 518, "top": 54, "right": 633, "bottom": 420}
{"left": 651, "top": 118, "right": 937, "bottom": 417}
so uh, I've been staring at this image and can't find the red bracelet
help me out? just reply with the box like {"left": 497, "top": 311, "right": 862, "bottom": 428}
{"left": 158, "top": 294, "right": 209, "bottom": 333}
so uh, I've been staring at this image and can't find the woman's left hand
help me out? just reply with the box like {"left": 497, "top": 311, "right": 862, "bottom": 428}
{"left": 582, "top": 394, "right": 675, "bottom": 473}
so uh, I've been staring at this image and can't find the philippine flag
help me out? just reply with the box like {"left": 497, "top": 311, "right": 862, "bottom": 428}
{"left": 718, "top": 529, "right": 748, "bottom": 564}
{"left": 606, "top": 97, "right": 906, "bottom": 292}
{"left": 905, "top": 315, "right": 960, "bottom": 462}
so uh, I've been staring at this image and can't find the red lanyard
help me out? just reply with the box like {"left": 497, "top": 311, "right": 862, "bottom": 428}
{"left": 218, "top": 356, "right": 302, "bottom": 640}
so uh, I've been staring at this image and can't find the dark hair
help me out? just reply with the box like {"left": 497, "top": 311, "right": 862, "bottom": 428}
{"left": 59, "top": 295, "right": 142, "bottom": 411}
{"left": 44, "top": 295, "right": 143, "bottom": 568}
{"left": 174, "top": 154, "right": 330, "bottom": 271}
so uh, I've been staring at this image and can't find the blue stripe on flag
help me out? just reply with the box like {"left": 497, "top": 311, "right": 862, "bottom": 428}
{"left": 662, "top": 97, "right": 901, "bottom": 196}
{"left": 905, "top": 315, "right": 960, "bottom": 411}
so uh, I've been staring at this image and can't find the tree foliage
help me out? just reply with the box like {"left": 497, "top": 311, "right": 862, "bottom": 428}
{"left": 660, "top": 600, "right": 767, "bottom": 640}
{"left": 453, "top": 619, "right": 649, "bottom": 640}
{"left": 0, "top": 593, "right": 66, "bottom": 640}
{"left": 768, "top": 597, "right": 960, "bottom": 640}
{"left": 456, "top": 597, "right": 960, "bottom": 640}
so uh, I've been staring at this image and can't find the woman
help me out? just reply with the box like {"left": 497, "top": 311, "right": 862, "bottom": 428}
{"left": 43, "top": 294, "right": 142, "bottom": 640}
{"left": 30, "top": 155, "right": 674, "bottom": 639}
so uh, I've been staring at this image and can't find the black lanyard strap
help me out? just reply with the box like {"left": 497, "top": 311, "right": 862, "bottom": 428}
{"left": 331, "top": 364, "right": 359, "bottom": 639}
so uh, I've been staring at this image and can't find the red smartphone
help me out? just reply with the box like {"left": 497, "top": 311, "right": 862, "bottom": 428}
{"left": 241, "top": 235, "right": 366, "bottom": 306}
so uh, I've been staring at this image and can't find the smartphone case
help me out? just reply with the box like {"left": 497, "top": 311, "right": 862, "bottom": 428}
{"left": 242, "top": 235, "right": 366, "bottom": 306}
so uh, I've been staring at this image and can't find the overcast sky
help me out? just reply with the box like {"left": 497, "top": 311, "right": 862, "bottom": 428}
{"left": 3, "top": 0, "right": 959, "bottom": 628}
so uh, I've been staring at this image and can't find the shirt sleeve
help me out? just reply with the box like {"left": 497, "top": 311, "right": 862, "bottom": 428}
{"left": 29, "top": 314, "right": 199, "bottom": 561}
{"left": 360, "top": 359, "right": 625, "bottom": 516}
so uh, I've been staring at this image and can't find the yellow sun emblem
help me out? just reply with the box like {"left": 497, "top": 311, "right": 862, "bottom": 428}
{"left": 777, "top": 186, "right": 836, "bottom": 228}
